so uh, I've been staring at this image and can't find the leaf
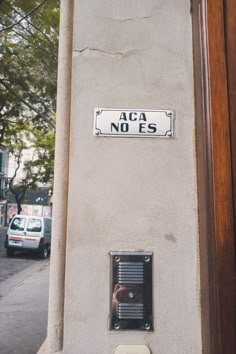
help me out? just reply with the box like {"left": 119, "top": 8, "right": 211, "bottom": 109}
{"left": 0, "top": 0, "right": 58, "bottom": 209}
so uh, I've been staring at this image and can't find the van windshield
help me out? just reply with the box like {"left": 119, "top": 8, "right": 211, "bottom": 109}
{"left": 10, "top": 217, "right": 26, "bottom": 231}
{"left": 27, "top": 218, "right": 42, "bottom": 232}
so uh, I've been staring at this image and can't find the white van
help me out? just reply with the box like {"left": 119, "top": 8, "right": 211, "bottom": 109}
{"left": 5, "top": 214, "right": 52, "bottom": 259}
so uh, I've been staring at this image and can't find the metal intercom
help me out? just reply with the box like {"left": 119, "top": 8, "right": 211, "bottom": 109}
{"left": 110, "top": 251, "right": 153, "bottom": 331}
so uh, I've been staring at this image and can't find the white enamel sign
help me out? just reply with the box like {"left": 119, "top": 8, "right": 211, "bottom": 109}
{"left": 94, "top": 108, "right": 174, "bottom": 137}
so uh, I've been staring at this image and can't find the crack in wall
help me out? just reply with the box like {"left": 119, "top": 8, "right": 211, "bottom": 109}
{"left": 74, "top": 47, "right": 123, "bottom": 58}
{"left": 73, "top": 47, "right": 142, "bottom": 59}
{"left": 113, "top": 16, "right": 151, "bottom": 22}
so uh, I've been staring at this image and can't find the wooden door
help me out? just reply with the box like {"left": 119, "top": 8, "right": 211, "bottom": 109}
{"left": 192, "top": 0, "right": 236, "bottom": 353}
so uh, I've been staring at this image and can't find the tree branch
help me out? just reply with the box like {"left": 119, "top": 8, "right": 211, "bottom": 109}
{"left": 0, "top": 79, "right": 55, "bottom": 129}
{"left": 2, "top": 8, "right": 57, "bottom": 60}
{"left": 11, "top": 28, "right": 56, "bottom": 59}
{"left": 0, "top": 0, "right": 48, "bottom": 33}
{"left": 6, "top": 3, "right": 56, "bottom": 51}
{"left": 9, "top": 148, "right": 23, "bottom": 192}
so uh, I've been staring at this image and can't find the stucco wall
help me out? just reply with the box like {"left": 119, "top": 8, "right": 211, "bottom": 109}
{"left": 63, "top": 0, "right": 202, "bottom": 353}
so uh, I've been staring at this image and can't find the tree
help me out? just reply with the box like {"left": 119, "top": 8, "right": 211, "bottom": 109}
{"left": 0, "top": 0, "right": 59, "bottom": 142}
{"left": 0, "top": 0, "right": 59, "bottom": 210}
{"left": 4, "top": 121, "right": 55, "bottom": 213}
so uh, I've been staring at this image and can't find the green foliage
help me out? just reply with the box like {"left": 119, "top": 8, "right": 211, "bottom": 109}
{"left": 0, "top": 0, "right": 59, "bottom": 134}
{"left": 0, "top": 0, "right": 59, "bottom": 210}
{"left": 24, "top": 125, "right": 55, "bottom": 186}
{"left": 4, "top": 121, "right": 55, "bottom": 213}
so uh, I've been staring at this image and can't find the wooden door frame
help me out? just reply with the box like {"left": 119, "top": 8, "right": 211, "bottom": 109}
{"left": 192, "top": 0, "right": 236, "bottom": 353}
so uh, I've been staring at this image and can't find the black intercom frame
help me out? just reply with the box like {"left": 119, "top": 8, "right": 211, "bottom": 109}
{"left": 110, "top": 251, "right": 153, "bottom": 331}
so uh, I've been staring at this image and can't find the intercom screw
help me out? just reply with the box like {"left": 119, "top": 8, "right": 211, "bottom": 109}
{"left": 95, "top": 129, "right": 100, "bottom": 136}
{"left": 167, "top": 131, "right": 172, "bottom": 137}
{"left": 129, "top": 291, "right": 135, "bottom": 299}
{"left": 145, "top": 323, "right": 151, "bottom": 330}
{"left": 144, "top": 256, "right": 150, "bottom": 262}
{"left": 114, "top": 256, "right": 120, "bottom": 262}
{"left": 114, "top": 323, "right": 120, "bottom": 329}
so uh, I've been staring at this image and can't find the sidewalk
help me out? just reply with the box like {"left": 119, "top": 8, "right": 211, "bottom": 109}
{"left": 0, "top": 260, "right": 49, "bottom": 354}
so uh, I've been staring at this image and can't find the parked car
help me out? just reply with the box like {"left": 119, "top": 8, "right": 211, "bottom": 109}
{"left": 5, "top": 214, "right": 52, "bottom": 259}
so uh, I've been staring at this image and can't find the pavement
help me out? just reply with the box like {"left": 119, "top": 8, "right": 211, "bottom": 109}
{"left": 0, "top": 259, "right": 49, "bottom": 354}
{"left": 0, "top": 226, "right": 39, "bottom": 283}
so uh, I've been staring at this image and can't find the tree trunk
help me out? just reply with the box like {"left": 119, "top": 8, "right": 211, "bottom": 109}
{"left": 16, "top": 197, "right": 22, "bottom": 214}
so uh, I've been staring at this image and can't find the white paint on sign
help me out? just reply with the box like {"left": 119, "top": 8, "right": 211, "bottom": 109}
{"left": 94, "top": 108, "right": 174, "bottom": 137}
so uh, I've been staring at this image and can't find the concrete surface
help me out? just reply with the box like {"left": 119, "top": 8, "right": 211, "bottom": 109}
{"left": 0, "top": 260, "right": 49, "bottom": 354}
{"left": 61, "top": 0, "right": 202, "bottom": 353}
{"left": 45, "top": 1, "right": 73, "bottom": 352}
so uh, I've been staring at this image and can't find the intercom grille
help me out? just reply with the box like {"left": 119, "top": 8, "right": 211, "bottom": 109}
{"left": 118, "top": 303, "right": 144, "bottom": 319}
{"left": 118, "top": 262, "right": 144, "bottom": 284}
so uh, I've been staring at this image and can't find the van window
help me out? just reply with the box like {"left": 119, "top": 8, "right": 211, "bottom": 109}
{"left": 11, "top": 217, "right": 26, "bottom": 231}
{"left": 27, "top": 218, "right": 42, "bottom": 232}
{"left": 44, "top": 219, "right": 51, "bottom": 233}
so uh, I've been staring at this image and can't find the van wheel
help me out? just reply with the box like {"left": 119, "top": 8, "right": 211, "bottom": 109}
{"left": 40, "top": 246, "right": 48, "bottom": 259}
{"left": 6, "top": 249, "right": 14, "bottom": 257}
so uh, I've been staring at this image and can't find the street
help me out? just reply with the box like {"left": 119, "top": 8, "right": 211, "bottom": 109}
{"left": 0, "top": 226, "right": 39, "bottom": 283}
{"left": 0, "top": 226, "right": 49, "bottom": 354}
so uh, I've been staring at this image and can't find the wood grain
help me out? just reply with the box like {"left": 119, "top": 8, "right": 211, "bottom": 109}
{"left": 192, "top": 0, "right": 236, "bottom": 353}
{"left": 224, "top": 0, "right": 236, "bottom": 226}
{"left": 207, "top": 0, "right": 236, "bottom": 351}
